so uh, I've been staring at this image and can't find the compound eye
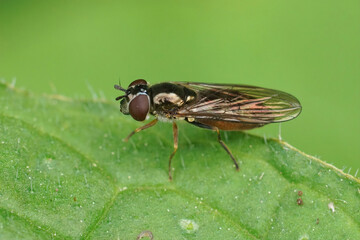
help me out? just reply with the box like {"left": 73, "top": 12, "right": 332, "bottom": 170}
{"left": 128, "top": 79, "right": 148, "bottom": 87}
{"left": 129, "top": 94, "right": 150, "bottom": 121}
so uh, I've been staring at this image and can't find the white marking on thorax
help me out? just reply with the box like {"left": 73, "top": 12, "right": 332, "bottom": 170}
{"left": 157, "top": 115, "right": 185, "bottom": 122}
{"left": 157, "top": 116, "right": 173, "bottom": 122}
{"left": 186, "top": 95, "right": 195, "bottom": 102}
{"left": 153, "top": 93, "right": 184, "bottom": 106}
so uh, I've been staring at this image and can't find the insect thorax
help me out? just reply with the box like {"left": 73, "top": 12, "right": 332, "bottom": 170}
{"left": 149, "top": 83, "right": 197, "bottom": 120}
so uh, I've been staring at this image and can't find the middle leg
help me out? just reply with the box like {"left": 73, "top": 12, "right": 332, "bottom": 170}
{"left": 168, "top": 121, "right": 178, "bottom": 181}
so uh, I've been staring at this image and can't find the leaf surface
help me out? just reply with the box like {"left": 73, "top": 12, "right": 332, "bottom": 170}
{"left": 0, "top": 83, "right": 359, "bottom": 239}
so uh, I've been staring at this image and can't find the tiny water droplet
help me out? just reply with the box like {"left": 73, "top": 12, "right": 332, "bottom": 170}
{"left": 179, "top": 219, "right": 199, "bottom": 234}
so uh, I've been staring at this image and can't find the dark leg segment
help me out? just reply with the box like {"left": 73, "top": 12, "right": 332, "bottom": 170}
{"left": 212, "top": 126, "right": 239, "bottom": 170}
{"left": 124, "top": 119, "right": 158, "bottom": 142}
{"left": 168, "top": 121, "right": 178, "bottom": 181}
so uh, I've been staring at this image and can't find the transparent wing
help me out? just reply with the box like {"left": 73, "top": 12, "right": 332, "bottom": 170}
{"left": 173, "top": 82, "right": 302, "bottom": 124}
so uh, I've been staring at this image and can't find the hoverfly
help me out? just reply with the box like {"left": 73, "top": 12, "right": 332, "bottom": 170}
{"left": 115, "top": 79, "right": 301, "bottom": 180}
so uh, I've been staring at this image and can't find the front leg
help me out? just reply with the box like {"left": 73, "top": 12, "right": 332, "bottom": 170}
{"left": 124, "top": 119, "right": 158, "bottom": 142}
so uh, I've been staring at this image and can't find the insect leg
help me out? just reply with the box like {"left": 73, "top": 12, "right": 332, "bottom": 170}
{"left": 124, "top": 119, "right": 158, "bottom": 142}
{"left": 211, "top": 126, "right": 239, "bottom": 171}
{"left": 168, "top": 121, "right": 178, "bottom": 181}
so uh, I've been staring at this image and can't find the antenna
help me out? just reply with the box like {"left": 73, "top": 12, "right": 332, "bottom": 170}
{"left": 114, "top": 77, "right": 128, "bottom": 100}
{"left": 114, "top": 84, "right": 127, "bottom": 91}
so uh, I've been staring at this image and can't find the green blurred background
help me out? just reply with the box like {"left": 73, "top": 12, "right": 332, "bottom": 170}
{"left": 1, "top": 0, "right": 359, "bottom": 172}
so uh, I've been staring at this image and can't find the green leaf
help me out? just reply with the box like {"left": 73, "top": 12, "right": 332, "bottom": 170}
{"left": 0, "top": 82, "right": 359, "bottom": 239}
